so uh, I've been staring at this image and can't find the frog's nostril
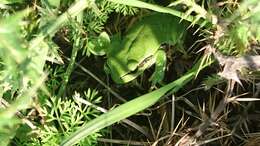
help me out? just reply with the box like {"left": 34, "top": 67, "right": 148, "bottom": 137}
{"left": 127, "top": 60, "right": 138, "bottom": 71}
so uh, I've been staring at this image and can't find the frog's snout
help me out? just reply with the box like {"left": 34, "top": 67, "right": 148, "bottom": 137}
{"left": 127, "top": 60, "right": 139, "bottom": 71}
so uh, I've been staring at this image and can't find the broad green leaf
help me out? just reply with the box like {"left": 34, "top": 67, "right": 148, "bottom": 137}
{"left": 107, "top": 0, "right": 211, "bottom": 26}
{"left": 60, "top": 57, "right": 213, "bottom": 146}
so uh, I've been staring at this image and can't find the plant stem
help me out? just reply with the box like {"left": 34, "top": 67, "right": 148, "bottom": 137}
{"left": 57, "top": 7, "right": 83, "bottom": 97}
{"left": 29, "top": 0, "right": 91, "bottom": 73}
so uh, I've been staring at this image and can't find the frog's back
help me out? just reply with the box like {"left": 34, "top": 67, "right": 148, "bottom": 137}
{"left": 141, "top": 13, "right": 188, "bottom": 43}
{"left": 126, "top": 13, "right": 188, "bottom": 64}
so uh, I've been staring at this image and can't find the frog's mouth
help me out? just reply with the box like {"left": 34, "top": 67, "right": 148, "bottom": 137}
{"left": 119, "top": 68, "right": 146, "bottom": 83}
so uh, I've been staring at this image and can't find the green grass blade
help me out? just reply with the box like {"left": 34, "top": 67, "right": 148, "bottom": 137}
{"left": 60, "top": 57, "right": 212, "bottom": 146}
{"left": 107, "top": 0, "right": 209, "bottom": 26}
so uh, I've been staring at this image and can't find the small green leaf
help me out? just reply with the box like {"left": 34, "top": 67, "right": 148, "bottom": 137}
{"left": 88, "top": 32, "right": 110, "bottom": 56}
{"left": 47, "top": 0, "right": 60, "bottom": 8}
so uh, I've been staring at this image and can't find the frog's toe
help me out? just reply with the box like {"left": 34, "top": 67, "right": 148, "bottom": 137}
{"left": 149, "top": 70, "right": 164, "bottom": 85}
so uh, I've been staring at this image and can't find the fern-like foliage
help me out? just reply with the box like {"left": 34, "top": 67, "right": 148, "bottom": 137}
{"left": 16, "top": 90, "right": 104, "bottom": 145}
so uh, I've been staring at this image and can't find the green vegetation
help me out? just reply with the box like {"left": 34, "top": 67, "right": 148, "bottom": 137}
{"left": 0, "top": 0, "right": 259, "bottom": 145}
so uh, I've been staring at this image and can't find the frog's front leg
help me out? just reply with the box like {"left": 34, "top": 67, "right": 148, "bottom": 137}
{"left": 149, "top": 48, "right": 167, "bottom": 85}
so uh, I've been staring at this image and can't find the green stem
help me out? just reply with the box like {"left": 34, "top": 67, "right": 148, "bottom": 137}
{"left": 33, "top": 0, "right": 89, "bottom": 41}
{"left": 55, "top": 0, "right": 85, "bottom": 132}
{"left": 57, "top": 9, "right": 83, "bottom": 97}
{"left": 57, "top": 43, "right": 80, "bottom": 97}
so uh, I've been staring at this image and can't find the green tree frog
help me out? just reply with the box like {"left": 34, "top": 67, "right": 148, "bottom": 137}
{"left": 91, "top": 13, "right": 188, "bottom": 84}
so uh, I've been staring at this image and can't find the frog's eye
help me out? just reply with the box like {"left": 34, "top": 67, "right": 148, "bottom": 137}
{"left": 127, "top": 60, "right": 139, "bottom": 71}
{"left": 160, "top": 43, "right": 168, "bottom": 49}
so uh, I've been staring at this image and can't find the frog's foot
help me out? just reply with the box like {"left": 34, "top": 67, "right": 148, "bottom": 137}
{"left": 149, "top": 49, "right": 167, "bottom": 85}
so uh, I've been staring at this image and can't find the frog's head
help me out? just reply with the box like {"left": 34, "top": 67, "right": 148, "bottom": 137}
{"left": 106, "top": 56, "right": 156, "bottom": 84}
